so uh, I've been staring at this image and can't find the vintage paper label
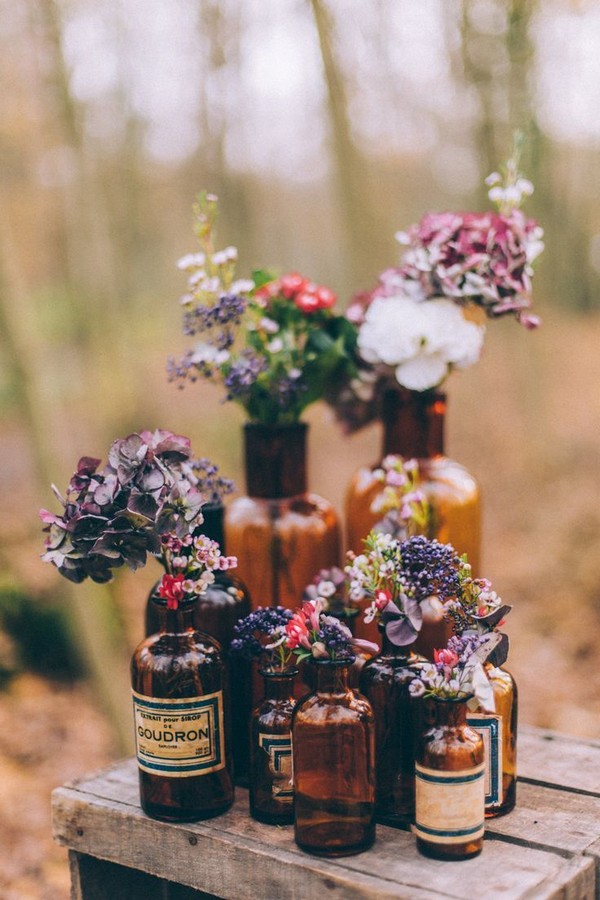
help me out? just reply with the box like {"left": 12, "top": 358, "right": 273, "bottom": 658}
{"left": 132, "top": 690, "right": 225, "bottom": 778}
{"left": 258, "top": 733, "right": 293, "bottom": 800}
{"left": 467, "top": 712, "right": 503, "bottom": 808}
{"left": 413, "top": 762, "right": 485, "bottom": 844}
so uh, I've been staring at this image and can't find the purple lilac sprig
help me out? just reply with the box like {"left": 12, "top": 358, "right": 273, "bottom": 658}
{"left": 230, "top": 607, "right": 294, "bottom": 671}
{"left": 190, "top": 458, "right": 235, "bottom": 506}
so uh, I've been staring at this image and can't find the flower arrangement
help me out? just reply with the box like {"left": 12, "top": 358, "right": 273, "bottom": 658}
{"left": 168, "top": 192, "right": 357, "bottom": 426}
{"left": 370, "top": 455, "right": 430, "bottom": 538}
{"left": 283, "top": 598, "right": 378, "bottom": 663}
{"left": 346, "top": 533, "right": 464, "bottom": 646}
{"left": 409, "top": 632, "right": 499, "bottom": 711}
{"left": 40, "top": 430, "right": 233, "bottom": 586}
{"left": 156, "top": 535, "right": 238, "bottom": 609}
{"left": 331, "top": 144, "right": 544, "bottom": 427}
{"left": 230, "top": 606, "right": 295, "bottom": 671}
{"left": 303, "top": 566, "right": 357, "bottom": 619}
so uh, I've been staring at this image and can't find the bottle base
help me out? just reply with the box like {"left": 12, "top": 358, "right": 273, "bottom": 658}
{"left": 416, "top": 837, "right": 482, "bottom": 861}
{"left": 141, "top": 799, "right": 234, "bottom": 823}
{"left": 250, "top": 806, "right": 294, "bottom": 826}
{"left": 295, "top": 823, "right": 375, "bottom": 857}
{"left": 376, "top": 811, "right": 413, "bottom": 831}
{"left": 485, "top": 780, "right": 516, "bottom": 818}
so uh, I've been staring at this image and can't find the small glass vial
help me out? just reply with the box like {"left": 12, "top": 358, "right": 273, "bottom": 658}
{"left": 132, "top": 594, "right": 234, "bottom": 821}
{"left": 414, "top": 696, "right": 485, "bottom": 860}
{"left": 292, "top": 659, "right": 376, "bottom": 857}
{"left": 249, "top": 667, "right": 298, "bottom": 824}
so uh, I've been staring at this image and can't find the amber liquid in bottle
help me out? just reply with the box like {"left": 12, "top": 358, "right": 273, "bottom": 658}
{"left": 292, "top": 661, "right": 376, "bottom": 857}
{"left": 359, "top": 627, "right": 425, "bottom": 826}
{"left": 249, "top": 668, "right": 297, "bottom": 825}
{"left": 414, "top": 697, "right": 485, "bottom": 860}
{"left": 132, "top": 596, "right": 234, "bottom": 821}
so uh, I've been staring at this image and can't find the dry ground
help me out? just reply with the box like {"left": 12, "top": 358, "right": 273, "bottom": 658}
{"left": 0, "top": 310, "right": 599, "bottom": 898}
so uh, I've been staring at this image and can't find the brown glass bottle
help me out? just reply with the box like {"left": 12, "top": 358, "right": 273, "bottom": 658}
{"left": 359, "top": 625, "right": 426, "bottom": 826}
{"left": 468, "top": 665, "right": 518, "bottom": 817}
{"left": 345, "top": 390, "right": 480, "bottom": 654}
{"left": 249, "top": 667, "right": 297, "bottom": 824}
{"left": 144, "top": 505, "right": 253, "bottom": 787}
{"left": 414, "top": 696, "right": 485, "bottom": 860}
{"left": 132, "top": 595, "right": 234, "bottom": 821}
{"left": 225, "top": 423, "right": 341, "bottom": 611}
{"left": 292, "top": 660, "right": 376, "bottom": 857}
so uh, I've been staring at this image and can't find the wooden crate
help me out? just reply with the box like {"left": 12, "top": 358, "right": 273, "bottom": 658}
{"left": 52, "top": 726, "right": 600, "bottom": 900}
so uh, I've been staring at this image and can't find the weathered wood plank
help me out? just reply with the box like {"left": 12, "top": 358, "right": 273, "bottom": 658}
{"left": 519, "top": 728, "right": 600, "bottom": 796}
{"left": 52, "top": 760, "right": 597, "bottom": 900}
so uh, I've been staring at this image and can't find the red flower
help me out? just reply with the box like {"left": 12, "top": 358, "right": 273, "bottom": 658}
{"left": 158, "top": 573, "right": 186, "bottom": 609}
{"left": 433, "top": 648, "right": 459, "bottom": 669}
{"left": 279, "top": 272, "right": 308, "bottom": 299}
{"left": 285, "top": 611, "right": 311, "bottom": 650}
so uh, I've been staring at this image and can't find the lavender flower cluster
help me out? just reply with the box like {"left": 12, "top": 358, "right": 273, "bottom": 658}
{"left": 230, "top": 606, "right": 293, "bottom": 662}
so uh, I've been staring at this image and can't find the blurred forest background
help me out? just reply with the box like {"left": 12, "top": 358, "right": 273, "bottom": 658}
{"left": 1, "top": 0, "right": 600, "bottom": 897}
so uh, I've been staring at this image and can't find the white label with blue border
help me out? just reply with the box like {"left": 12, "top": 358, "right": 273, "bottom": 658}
{"left": 467, "top": 712, "right": 503, "bottom": 808}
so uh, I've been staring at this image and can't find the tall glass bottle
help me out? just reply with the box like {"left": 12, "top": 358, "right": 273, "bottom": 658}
{"left": 292, "top": 660, "right": 376, "bottom": 857}
{"left": 359, "top": 626, "right": 425, "bottom": 826}
{"left": 250, "top": 667, "right": 298, "bottom": 825}
{"left": 132, "top": 595, "right": 234, "bottom": 821}
{"left": 414, "top": 696, "right": 485, "bottom": 860}
{"left": 468, "top": 664, "right": 518, "bottom": 817}
{"left": 145, "top": 504, "right": 252, "bottom": 787}
{"left": 225, "top": 423, "right": 341, "bottom": 611}
{"left": 346, "top": 389, "right": 480, "bottom": 652}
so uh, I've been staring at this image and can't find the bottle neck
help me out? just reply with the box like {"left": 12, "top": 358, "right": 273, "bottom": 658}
{"left": 260, "top": 668, "right": 299, "bottom": 700}
{"left": 424, "top": 696, "right": 469, "bottom": 728}
{"left": 244, "top": 422, "right": 308, "bottom": 498}
{"left": 313, "top": 660, "right": 352, "bottom": 694}
{"left": 199, "top": 503, "right": 226, "bottom": 550}
{"left": 381, "top": 389, "right": 445, "bottom": 459}
{"left": 379, "top": 624, "right": 413, "bottom": 661}
{"left": 150, "top": 595, "right": 197, "bottom": 634}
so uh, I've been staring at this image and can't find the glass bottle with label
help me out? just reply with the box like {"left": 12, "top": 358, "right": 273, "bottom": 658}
{"left": 250, "top": 667, "right": 298, "bottom": 824}
{"left": 468, "top": 665, "right": 518, "bottom": 817}
{"left": 414, "top": 696, "right": 485, "bottom": 860}
{"left": 359, "top": 626, "right": 425, "bottom": 826}
{"left": 144, "top": 504, "right": 252, "bottom": 787}
{"left": 292, "top": 659, "right": 376, "bottom": 856}
{"left": 132, "top": 594, "right": 234, "bottom": 821}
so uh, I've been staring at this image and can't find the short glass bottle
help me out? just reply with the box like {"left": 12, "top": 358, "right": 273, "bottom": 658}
{"left": 468, "top": 664, "right": 518, "bottom": 817}
{"left": 225, "top": 423, "right": 341, "bottom": 611}
{"left": 144, "top": 504, "right": 253, "bottom": 787}
{"left": 414, "top": 696, "right": 485, "bottom": 860}
{"left": 132, "top": 595, "right": 234, "bottom": 821}
{"left": 249, "top": 667, "right": 298, "bottom": 825}
{"left": 292, "top": 659, "right": 376, "bottom": 857}
{"left": 359, "top": 625, "right": 425, "bottom": 826}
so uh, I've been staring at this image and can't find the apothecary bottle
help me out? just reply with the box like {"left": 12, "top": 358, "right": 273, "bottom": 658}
{"left": 132, "top": 595, "right": 234, "bottom": 821}
{"left": 468, "top": 664, "right": 518, "bottom": 817}
{"left": 359, "top": 625, "right": 425, "bottom": 825}
{"left": 225, "top": 423, "right": 341, "bottom": 611}
{"left": 292, "top": 660, "right": 376, "bottom": 856}
{"left": 345, "top": 389, "right": 480, "bottom": 654}
{"left": 414, "top": 696, "right": 485, "bottom": 860}
{"left": 144, "top": 504, "right": 252, "bottom": 787}
{"left": 249, "top": 667, "right": 298, "bottom": 825}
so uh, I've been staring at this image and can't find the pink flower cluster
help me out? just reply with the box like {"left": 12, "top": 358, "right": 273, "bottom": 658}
{"left": 255, "top": 271, "right": 336, "bottom": 313}
{"left": 395, "top": 208, "right": 543, "bottom": 328}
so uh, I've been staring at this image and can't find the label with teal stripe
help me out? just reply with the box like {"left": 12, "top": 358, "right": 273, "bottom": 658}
{"left": 467, "top": 712, "right": 503, "bottom": 808}
{"left": 132, "top": 689, "right": 225, "bottom": 778}
{"left": 414, "top": 761, "right": 485, "bottom": 844}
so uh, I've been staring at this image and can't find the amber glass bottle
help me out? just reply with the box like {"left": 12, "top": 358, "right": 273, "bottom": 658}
{"left": 414, "top": 696, "right": 485, "bottom": 860}
{"left": 144, "top": 504, "right": 252, "bottom": 787}
{"left": 345, "top": 389, "right": 480, "bottom": 652}
{"left": 225, "top": 423, "right": 340, "bottom": 611}
{"left": 249, "top": 667, "right": 297, "bottom": 824}
{"left": 132, "top": 595, "right": 234, "bottom": 821}
{"left": 292, "top": 660, "right": 376, "bottom": 857}
{"left": 359, "top": 626, "right": 425, "bottom": 826}
{"left": 468, "top": 665, "right": 518, "bottom": 817}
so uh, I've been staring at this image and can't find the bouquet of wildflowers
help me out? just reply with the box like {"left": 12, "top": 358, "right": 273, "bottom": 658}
{"left": 370, "top": 455, "right": 430, "bottom": 539}
{"left": 283, "top": 598, "right": 378, "bottom": 663}
{"left": 155, "top": 535, "right": 238, "bottom": 609}
{"left": 346, "top": 533, "right": 466, "bottom": 646}
{"left": 168, "top": 192, "right": 357, "bottom": 426}
{"left": 303, "top": 566, "right": 358, "bottom": 619}
{"left": 332, "top": 144, "right": 544, "bottom": 427}
{"left": 40, "top": 430, "right": 233, "bottom": 586}
{"left": 229, "top": 607, "right": 295, "bottom": 671}
{"left": 409, "top": 632, "right": 500, "bottom": 711}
